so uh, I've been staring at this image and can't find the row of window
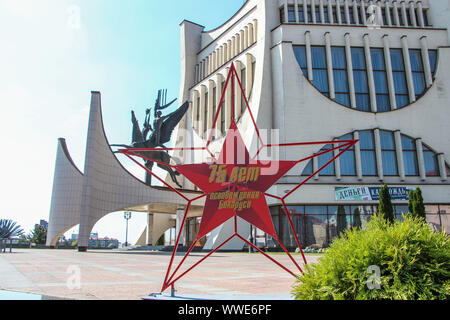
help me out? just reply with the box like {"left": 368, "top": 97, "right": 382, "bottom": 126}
{"left": 302, "top": 129, "right": 445, "bottom": 178}
{"left": 280, "top": 3, "right": 431, "bottom": 27}
{"left": 294, "top": 45, "right": 437, "bottom": 112}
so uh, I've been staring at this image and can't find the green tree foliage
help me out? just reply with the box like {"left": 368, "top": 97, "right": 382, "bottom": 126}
{"left": 0, "top": 220, "right": 23, "bottom": 239}
{"left": 378, "top": 184, "right": 394, "bottom": 223}
{"left": 336, "top": 205, "right": 347, "bottom": 237}
{"left": 353, "top": 208, "right": 362, "bottom": 230}
{"left": 409, "top": 188, "right": 426, "bottom": 221}
{"left": 28, "top": 225, "right": 47, "bottom": 245}
{"left": 292, "top": 215, "right": 450, "bottom": 300}
{"left": 156, "top": 234, "right": 165, "bottom": 246}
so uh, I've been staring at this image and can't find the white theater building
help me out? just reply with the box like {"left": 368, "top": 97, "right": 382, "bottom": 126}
{"left": 49, "top": 0, "right": 450, "bottom": 251}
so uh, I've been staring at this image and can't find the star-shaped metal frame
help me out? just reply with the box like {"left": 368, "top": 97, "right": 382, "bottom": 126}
{"left": 120, "top": 63, "right": 358, "bottom": 293}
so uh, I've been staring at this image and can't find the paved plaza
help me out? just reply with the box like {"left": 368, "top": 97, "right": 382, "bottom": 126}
{"left": 0, "top": 249, "right": 321, "bottom": 300}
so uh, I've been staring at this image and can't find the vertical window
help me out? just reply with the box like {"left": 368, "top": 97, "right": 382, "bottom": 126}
{"left": 390, "top": 49, "right": 410, "bottom": 108}
{"left": 318, "top": 144, "right": 335, "bottom": 176}
{"left": 196, "top": 95, "right": 200, "bottom": 126}
{"left": 332, "top": 47, "right": 350, "bottom": 106}
{"left": 302, "top": 160, "right": 313, "bottom": 176}
{"left": 371, "top": 48, "right": 390, "bottom": 112}
{"left": 352, "top": 48, "right": 370, "bottom": 111}
{"left": 359, "top": 130, "right": 377, "bottom": 176}
{"left": 293, "top": 46, "right": 308, "bottom": 76}
{"left": 423, "top": 145, "right": 439, "bottom": 177}
{"left": 339, "top": 134, "right": 356, "bottom": 176}
{"left": 323, "top": 7, "right": 330, "bottom": 23}
{"left": 341, "top": 7, "right": 346, "bottom": 24}
{"left": 221, "top": 81, "right": 226, "bottom": 134}
{"left": 356, "top": 5, "right": 363, "bottom": 24}
{"left": 389, "top": 8, "right": 395, "bottom": 25}
{"left": 423, "top": 10, "right": 430, "bottom": 26}
{"left": 429, "top": 50, "right": 437, "bottom": 75}
{"left": 298, "top": 6, "right": 305, "bottom": 22}
{"left": 402, "top": 136, "right": 418, "bottom": 176}
{"left": 380, "top": 131, "right": 398, "bottom": 176}
{"left": 349, "top": 6, "right": 355, "bottom": 24}
{"left": 332, "top": 6, "right": 338, "bottom": 23}
{"left": 409, "top": 49, "right": 426, "bottom": 98}
{"left": 311, "top": 46, "right": 329, "bottom": 97}
{"left": 307, "top": 5, "right": 313, "bottom": 22}
{"left": 288, "top": 5, "right": 296, "bottom": 22}
{"left": 241, "top": 67, "right": 247, "bottom": 114}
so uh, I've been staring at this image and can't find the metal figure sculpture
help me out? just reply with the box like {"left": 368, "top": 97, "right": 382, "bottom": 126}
{"left": 111, "top": 90, "right": 189, "bottom": 188}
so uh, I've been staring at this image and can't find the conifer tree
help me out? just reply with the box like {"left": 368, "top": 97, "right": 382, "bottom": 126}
{"left": 378, "top": 184, "right": 395, "bottom": 223}
{"left": 353, "top": 207, "right": 362, "bottom": 230}
{"left": 413, "top": 188, "right": 426, "bottom": 221}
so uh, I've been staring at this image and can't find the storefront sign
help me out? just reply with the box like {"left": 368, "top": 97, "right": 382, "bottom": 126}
{"left": 335, "top": 186, "right": 415, "bottom": 201}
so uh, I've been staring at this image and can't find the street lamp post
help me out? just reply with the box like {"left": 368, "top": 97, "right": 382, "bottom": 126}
{"left": 124, "top": 212, "right": 132, "bottom": 247}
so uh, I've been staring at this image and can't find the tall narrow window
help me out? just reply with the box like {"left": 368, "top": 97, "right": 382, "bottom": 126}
{"left": 212, "top": 86, "right": 217, "bottom": 137}
{"left": 371, "top": 48, "right": 390, "bottom": 112}
{"left": 332, "top": 47, "right": 350, "bottom": 106}
{"left": 311, "top": 46, "right": 329, "bottom": 97}
{"left": 359, "top": 130, "right": 377, "bottom": 176}
{"left": 402, "top": 136, "right": 418, "bottom": 176}
{"left": 389, "top": 8, "right": 395, "bottom": 25}
{"left": 298, "top": 6, "right": 305, "bottom": 22}
{"left": 332, "top": 6, "right": 338, "bottom": 23}
{"left": 409, "top": 49, "right": 426, "bottom": 98}
{"left": 423, "top": 145, "right": 439, "bottom": 177}
{"left": 307, "top": 5, "right": 313, "bottom": 22}
{"left": 380, "top": 130, "right": 398, "bottom": 176}
{"left": 429, "top": 50, "right": 437, "bottom": 75}
{"left": 318, "top": 144, "right": 335, "bottom": 176}
{"left": 423, "top": 10, "right": 430, "bottom": 26}
{"left": 293, "top": 46, "right": 308, "bottom": 76}
{"left": 280, "top": 7, "right": 285, "bottom": 23}
{"left": 339, "top": 134, "right": 356, "bottom": 176}
{"left": 221, "top": 80, "right": 226, "bottom": 135}
{"left": 390, "top": 49, "right": 410, "bottom": 108}
{"left": 288, "top": 5, "right": 296, "bottom": 22}
{"left": 241, "top": 67, "right": 247, "bottom": 115}
{"left": 315, "top": 6, "right": 321, "bottom": 23}
{"left": 351, "top": 48, "right": 370, "bottom": 111}
{"left": 349, "top": 6, "right": 355, "bottom": 24}
{"left": 341, "top": 7, "right": 346, "bottom": 24}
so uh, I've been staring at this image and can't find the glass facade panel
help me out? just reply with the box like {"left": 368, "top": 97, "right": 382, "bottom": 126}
{"left": 390, "top": 49, "right": 410, "bottom": 108}
{"left": 318, "top": 144, "right": 335, "bottom": 176}
{"left": 298, "top": 6, "right": 305, "bottom": 22}
{"left": 293, "top": 46, "right": 307, "bottom": 75}
{"left": 332, "top": 47, "right": 350, "bottom": 106}
{"left": 428, "top": 50, "right": 437, "bottom": 76}
{"left": 402, "top": 136, "right": 418, "bottom": 176}
{"left": 302, "top": 160, "right": 313, "bottom": 176}
{"left": 410, "top": 49, "right": 426, "bottom": 97}
{"left": 323, "top": 7, "right": 330, "bottom": 23}
{"left": 311, "top": 47, "right": 329, "bottom": 96}
{"left": 423, "top": 145, "right": 439, "bottom": 176}
{"left": 380, "top": 130, "right": 398, "bottom": 175}
{"left": 360, "top": 131, "right": 377, "bottom": 176}
{"left": 352, "top": 48, "right": 370, "bottom": 111}
{"left": 371, "top": 48, "right": 390, "bottom": 112}
{"left": 288, "top": 5, "right": 296, "bottom": 22}
{"left": 339, "top": 134, "right": 356, "bottom": 176}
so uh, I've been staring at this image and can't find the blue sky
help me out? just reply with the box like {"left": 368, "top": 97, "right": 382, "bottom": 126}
{"left": 0, "top": 0, "right": 245, "bottom": 244}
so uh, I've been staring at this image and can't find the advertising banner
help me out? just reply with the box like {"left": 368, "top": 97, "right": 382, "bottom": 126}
{"left": 335, "top": 186, "right": 415, "bottom": 201}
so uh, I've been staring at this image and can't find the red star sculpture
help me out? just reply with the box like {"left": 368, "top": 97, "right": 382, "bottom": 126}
{"left": 121, "top": 63, "right": 358, "bottom": 293}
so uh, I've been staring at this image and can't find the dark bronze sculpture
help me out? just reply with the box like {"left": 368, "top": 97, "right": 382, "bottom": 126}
{"left": 112, "top": 90, "right": 189, "bottom": 188}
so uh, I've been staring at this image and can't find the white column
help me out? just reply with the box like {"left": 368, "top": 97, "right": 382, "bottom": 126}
{"left": 417, "top": 1, "right": 425, "bottom": 27}
{"left": 394, "top": 130, "right": 406, "bottom": 181}
{"left": 334, "top": 140, "right": 342, "bottom": 181}
{"left": 231, "top": 36, "right": 236, "bottom": 58}
{"left": 383, "top": 35, "right": 397, "bottom": 110}
{"left": 244, "top": 27, "right": 249, "bottom": 50}
{"left": 223, "top": 43, "right": 228, "bottom": 63}
{"left": 192, "top": 90, "right": 199, "bottom": 131}
{"left": 311, "top": 0, "right": 317, "bottom": 23}
{"left": 283, "top": 0, "right": 289, "bottom": 23}
{"left": 253, "top": 19, "right": 258, "bottom": 42}
{"left": 344, "top": 0, "right": 351, "bottom": 25}
{"left": 354, "top": 131, "right": 363, "bottom": 181}
{"left": 313, "top": 155, "right": 319, "bottom": 180}
{"left": 195, "top": 64, "right": 199, "bottom": 83}
{"left": 240, "top": 30, "right": 245, "bottom": 53}
{"left": 294, "top": 0, "right": 300, "bottom": 23}
{"left": 208, "top": 80, "right": 215, "bottom": 139}
{"left": 246, "top": 53, "right": 253, "bottom": 98}
{"left": 325, "top": 32, "right": 335, "bottom": 99}
{"left": 374, "top": 129, "right": 384, "bottom": 181}
{"left": 420, "top": 36, "right": 433, "bottom": 88}
{"left": 409, "top": 1, "right": 417, "bottom": 27}
{"left": 236, "top": 33, "right": 241, "bottom": 55}
{"left": 385, "top": 1, "right": 392, "bottom": 26}
{"left": 360, "top": 0, "right": 367, "bottom": 25}
{"left": 225, "top": 67, "right": 232, "bottom": 128}
{"left": 353, "top": 0, "right": 360, "bottom": 25}
{"left": 400, "top": 1, "right": 408, "bottom": 26}
{"left": 227, "top": 40, "right": 232, "bottom": 60}
{"left": 146, "top": 213, "right": 153, "bottom": 245}
{"left": 438, "top": 154, "right": 448, "bottom": 182}
{"left": 175, "top": 208, "right": 185, "bottom": 246}
{"left": 377, "top": 1, "right": 384, "bottom": 27}
{"left": 305, "top": 31, "right": 313, "bottom": 81}
{"left": 248, "top": 23, "right": 254, "bottom": 46}
{"left": 393, "top": 1, "right": 401, "bottom": 26}
{"left": 401, "top": 35, "right": 416, "bottom": 103}
{"left": 345, "top": 33, "right": 356, "bottom": 108}
{"left": 336, "top": 0, "right": 342, "bottom": 24}
{"left": 416, "top": 138, "right": 426, "bottom": 181}
{"left": 216, "top": 74, "right": 224, "bottom": 138}
{"left": 320, "top": 0, "right": 325, "bottom": 23}
{"left": 304, "top": 0, "right": 309, "bottom": 23}
{"left": 234, "top": 61, "right": 242, "bottom": 119}
{"left": 363, "top": 34, "right": 377, "bottom": 112}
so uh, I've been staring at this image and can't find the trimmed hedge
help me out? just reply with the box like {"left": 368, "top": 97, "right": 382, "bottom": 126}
{"left": 292, "top": 215, "right": 450, "bottom": 300}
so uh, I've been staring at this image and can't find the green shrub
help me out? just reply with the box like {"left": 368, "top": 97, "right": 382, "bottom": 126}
{"left": 292, "top": 215, "right": 450, "bottom": 300}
